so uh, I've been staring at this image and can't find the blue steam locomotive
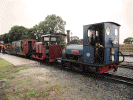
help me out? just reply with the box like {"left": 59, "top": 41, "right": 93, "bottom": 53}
{"left": 61, "top": 22, "right": 122, "bottom": 74}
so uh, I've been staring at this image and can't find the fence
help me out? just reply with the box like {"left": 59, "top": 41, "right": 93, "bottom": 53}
{"left": 119, "top": 44, "right": 133, "bottom": 52}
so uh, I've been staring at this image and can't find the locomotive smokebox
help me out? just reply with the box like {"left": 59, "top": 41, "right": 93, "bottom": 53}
{"left": 67, "top": 30, "right": 70, "bottom": 45}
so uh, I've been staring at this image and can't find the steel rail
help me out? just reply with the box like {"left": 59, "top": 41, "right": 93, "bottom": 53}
{"left": 102, "top": 73, "right": 133, "bottom": 85}
{"left": 119, "top": 61, "right": 133, "bottom": 69}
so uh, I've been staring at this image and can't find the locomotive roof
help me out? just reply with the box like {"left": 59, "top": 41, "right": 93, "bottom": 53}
{"left": 12, "top": 39, "right": 36, "bottom": 43}
{"left": 41, "top": 33, "right": 66, "bottom": 37}
{"left": 84, "top": 22, "right": 121, "bottom": 26}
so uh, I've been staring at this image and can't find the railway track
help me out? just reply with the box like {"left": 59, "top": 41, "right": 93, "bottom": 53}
{"left": 102, "top": 73, "right": 133, "bottom": 85}
{"left": 119, "top": 61, "right": 133, "bottom": 69}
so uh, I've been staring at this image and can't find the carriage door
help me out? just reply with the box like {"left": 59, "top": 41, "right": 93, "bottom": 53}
{"left": 21, "top": 41, "right": 23, "bottom": 54}
{"left": 28, "top": 41, "right": 32, "bottom": 54}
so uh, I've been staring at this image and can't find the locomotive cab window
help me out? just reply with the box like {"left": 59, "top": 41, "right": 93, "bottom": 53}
{"left": 87, "top": 26, "right": 103, "bottom": 47}
{"left": 50, "top": 37, "right": 57, "bottom": 45}
{"left": 87, "top": 29, "right": 96, "bottom": 46}
{"left": 44, "top": 37, "right": 49, "bottom": 41}
{"left": 51, "top": 37, "right": 56, "bottom": 41}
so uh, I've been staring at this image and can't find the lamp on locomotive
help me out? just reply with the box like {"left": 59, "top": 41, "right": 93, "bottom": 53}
{"left": 83, "top": 22, "right": 120, "bottom": 64}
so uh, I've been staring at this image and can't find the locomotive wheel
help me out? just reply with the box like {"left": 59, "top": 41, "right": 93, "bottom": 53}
{"left": 71, "top": 64, "right": 85, "bottom": 73}
{"left": 30, "top": 55, "right": 33, "bottom": 60}
{"left": 81, "top": 65, "right": 85, "bottom": 73}
{"left": 61, "top": 60, "right": 72, "bottom": 70}
{"left": 61, "top": 60, "right": 66, "bottom": 69}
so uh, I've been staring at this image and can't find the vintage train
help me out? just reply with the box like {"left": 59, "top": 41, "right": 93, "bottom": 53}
{"left": 5, "top": 22, "right": 124, "bottom": 74}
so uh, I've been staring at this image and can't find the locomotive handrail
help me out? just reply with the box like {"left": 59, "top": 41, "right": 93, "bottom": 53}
{"left": 119, "top": 51, "right": 125, "bottom": 64}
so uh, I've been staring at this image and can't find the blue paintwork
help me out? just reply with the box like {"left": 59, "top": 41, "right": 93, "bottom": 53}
{"left": 104, "top": 23, "right": 119, "bottom": 48}
{"left": 104, "top": 22, "right": 120, "bottom": 64}
{"left": 83, "top": 25, "right": 90, "bottom": 45}
{"left": 66, "top": 44, "right": 83, "bottom": 55}
{"left": 104, "top": 48, "right": 110, "bottom": 64}
{"left": 114, "top": 48, "right": 119, "bottom": 62}
{"left": 84, "top": 46, "right": 94, "bottom": 63}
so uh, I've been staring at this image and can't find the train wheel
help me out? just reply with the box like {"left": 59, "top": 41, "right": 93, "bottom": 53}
{"left": 30, "top": 55, "right": 33, "bottom": 60}
{"left": 61, "top": 60, "right": 72, "bottom": 70}
{"left": 81, "top": 65, "right": 85, "bottom": 73}
{"left": 61, "top": 60, "right": 66, "bottom": 69}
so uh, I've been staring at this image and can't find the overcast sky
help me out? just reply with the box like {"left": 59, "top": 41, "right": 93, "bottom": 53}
{"left": 0, "top": 0, "right": 133, "bottom": 43}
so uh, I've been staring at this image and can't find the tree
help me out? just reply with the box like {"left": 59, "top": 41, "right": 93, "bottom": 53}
{"left": 0, "top": 14, "right": 66, "bottom": 43}
{"left": 2, "top": 33, "right": 9, "bottom": 43}
{"left": 70, "top": 39, "right": 82, "bottom": 44}
{"left": 8, "top": 25, "right": 29, "bottom": 42}
{"left": 123, "top": 37, "right": 133, "bottom": 44}
{"left": 39, "top": 14, "right": 66, "bottom": 34}
{"left": 38, "top": 14, "right": 66, "bottom": 43}
{"left": 27, "top": 28, "right": 36, "bottom": 40}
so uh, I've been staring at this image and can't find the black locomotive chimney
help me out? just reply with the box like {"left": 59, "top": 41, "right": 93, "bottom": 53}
{"left": 67, "top": 30, "right": 70, "bottom": 45}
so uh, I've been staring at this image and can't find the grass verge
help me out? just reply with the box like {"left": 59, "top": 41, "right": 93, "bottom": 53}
{"left": 0, "top": 58, "right": 28, "bottom": 80}
{"left": 0, "top": 58, "right": 64, "bottom": 100}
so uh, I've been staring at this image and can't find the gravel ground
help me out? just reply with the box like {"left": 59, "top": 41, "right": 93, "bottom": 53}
{"left": 108, "top": 67, "right": 133, "bottom": 78}
{"left": 14, "top": 62, "right": 133, "bottom": 100}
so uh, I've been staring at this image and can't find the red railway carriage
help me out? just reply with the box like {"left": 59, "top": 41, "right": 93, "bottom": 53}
{"left": 32, "top": 33, "right": 66, "bottom": 62}
{"left": 11, "top": 39, "right": 36, "bottom": 57}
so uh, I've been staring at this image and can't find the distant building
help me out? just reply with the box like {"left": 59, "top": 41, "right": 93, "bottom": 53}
{"left": 0, "top": 41, "right": 4, "bottom": 46}
{"left": 71, "top": 36, "right": 79, "bottom": 41}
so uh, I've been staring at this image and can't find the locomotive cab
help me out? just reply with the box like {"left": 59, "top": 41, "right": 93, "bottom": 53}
{"left": 83, "top": 22, "right": 120, "bottom": 65}
{"left": 83, "top": 22, "right": 121, "bottom": 73}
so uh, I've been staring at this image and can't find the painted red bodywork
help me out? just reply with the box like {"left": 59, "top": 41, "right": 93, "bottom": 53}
{"left": 23, "top": 39, "right": 36, "bottom": 54}
{"left": 32, "top": 43, "right": 65, "bottom": 62}
{"left": 11, "top": 39, "right": 36, "bottom": 56}
{"left": 99, "top": 64, "right": 117, "bottom": 74}
{"left": 49, "top": 45, "right": 65, "bottom": 58}
{"left": 49, "top": 59, "right": 55, "bottom": 62}
{"left": 32, "top": 42, "right": 46, "bottom": 60}
{"left": 10, "top": 44, "right": 13, "bottom": 54}
{"left": 71, "top": 50, "right": 79, "bottom": 53}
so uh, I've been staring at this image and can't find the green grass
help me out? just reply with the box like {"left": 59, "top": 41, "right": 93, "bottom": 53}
{"left": 0, "top": 58, "right": 65, "bottom": 100}
{"left": 0, "top": 58, "right": 28, "bottom": 80}
{"left": 27, "top": 89, "right": 37, "bottom": 97}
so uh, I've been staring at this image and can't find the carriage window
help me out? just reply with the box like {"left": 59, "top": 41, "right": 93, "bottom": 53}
{"left": 15, "top": 43, "right": 16, "bottom": 47}
{"left": 33, "top": 41, "right": 36, "bottom": 46}
{"left": 25, "top": 42, "right": 27, "bottom": 46}
{"left": 21, "top": 41, "right": 23, "bottom": 48}
{"left": 12, "top": 43, "right": 14, "bottom": 48}
{"left": 44, "top": 37, "right": 49, "bottom": 41}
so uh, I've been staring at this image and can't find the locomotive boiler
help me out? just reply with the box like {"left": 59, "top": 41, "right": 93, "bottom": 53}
{"left": 61, "top": 22, "right": 122, "bottom": 74}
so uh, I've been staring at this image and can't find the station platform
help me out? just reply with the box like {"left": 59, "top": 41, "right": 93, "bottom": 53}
{"left": 0, "top": 53, "right": 38, "bottom": 66}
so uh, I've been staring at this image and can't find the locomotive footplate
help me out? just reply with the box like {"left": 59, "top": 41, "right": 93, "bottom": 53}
{"left": 56, "top": 58, "right": 118, "bottom": 74}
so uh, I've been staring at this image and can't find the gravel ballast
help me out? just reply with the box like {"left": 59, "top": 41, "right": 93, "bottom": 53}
{"left": 15, "top": 62, "right": 133, "bottom": 100}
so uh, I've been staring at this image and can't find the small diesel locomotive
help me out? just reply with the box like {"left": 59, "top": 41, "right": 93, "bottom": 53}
{"left": 60, "top": 22, "right": 121, "bottom": 74}
{"left": 32, "top": 33, "right": 66, "bottom": 62}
